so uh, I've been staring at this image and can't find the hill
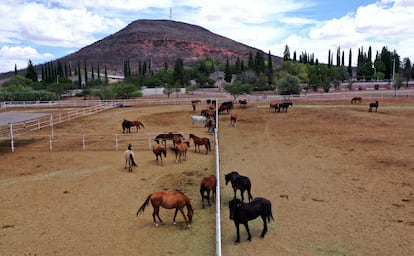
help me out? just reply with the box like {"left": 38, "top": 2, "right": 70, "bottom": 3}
{"left": 1, "top": 19, "right": 282, "bottom": 80}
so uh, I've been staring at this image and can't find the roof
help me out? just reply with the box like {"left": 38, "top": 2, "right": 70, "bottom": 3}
{"left": 0, "top": 111, "right": 50, "bottom": 126}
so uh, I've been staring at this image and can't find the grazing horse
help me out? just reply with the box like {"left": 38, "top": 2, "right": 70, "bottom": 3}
{"left": 369, "top": 101, "right": 379, "bottom": 112}
{"left": 238, "top": 99, "right": 247, "bottom": 107}
{"left": 230, "top": 113, "right": 238, "bottom": 127}
{"left": 191, "top": 99, "right": 201, "bottom": 112}
{"left": 170, "top": 140, "right": 190, "bottom": 163}
{"left": 189, "top": 133, "right": 211, "bottom": 154}
{"left": 278, "top": 102, "right": 293, "bottom": 112}
{"left": 229, "top": 197, "right": 274, "bottom": 243}
{"left": 136, "top": 191, "right": 194, "bottom": 227}
{"left": 124, "top": 144, "right": 138, "bottom": 172}
{"left": 152, "top": 144, "right": 167, "bottom": 166}
{"left": 200, "top": 175, "right": 217, "bottom": 208}
{"left": 218, "top": 104, "right": 231, "bottom": 114}
{"left": 351, "top": 97, "right": 362, "bottom": 104}
{"left": 201, "top": 109, "right": 215, "bottom": 119}
{"left": 191, "top": 115, "right": 207, "bottom": 127}
{"left": 269, "top": 103, "right": 280, "bottom": 112}
{"left": 225, "top": 171, "right": 253, "bottom": 202}
{"left": 154, "top": 132, "right": 185, "bottom": 148}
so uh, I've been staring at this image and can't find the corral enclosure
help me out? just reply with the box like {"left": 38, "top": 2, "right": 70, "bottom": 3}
{"left": 1, "top": 98, "right": 414, "bottom": 256}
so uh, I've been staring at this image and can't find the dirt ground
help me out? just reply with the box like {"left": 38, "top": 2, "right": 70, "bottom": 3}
{"left": 1, "top": 97, "right": 414, "bottom": 256}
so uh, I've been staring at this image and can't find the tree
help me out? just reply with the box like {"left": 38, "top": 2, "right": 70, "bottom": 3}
{"left": 224, "top": 57, "right": 232, "bottom": 83}
{"left": 173, "top": 58, "right": 184, "bottom": 86}
{"left": 14, "top": 64, "right": 17, "bottom": 76}
{"left": 277, "top": 74, "right": 300, "bottom": 95}
{"left": 402, "top": 57, "right": 412, "bottom": 86}
{"left": 223, "top": 81, "right": 253, "bottom": 101}
{"left": 25, "top": 59, "right": 38, "bottom": 82}
{"left": 283, "top": 45, "right": 291, "bottom": 61}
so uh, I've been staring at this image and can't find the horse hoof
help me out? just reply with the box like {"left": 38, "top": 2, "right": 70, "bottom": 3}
{"left": 173, "top": 222, "right": 176, "bottom": 225}
{"left": 187, "top": 224, "right": 191, "bottom": 228}
{"left": 154, "top": 223, "right": 159, "bottom": 227}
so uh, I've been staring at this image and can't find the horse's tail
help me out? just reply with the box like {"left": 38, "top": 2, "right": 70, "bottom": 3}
{"left": 207, "top": 139, "right": 211, "bottom": 151}
{"left": 247, "top": 181, "right": 253, "bottom": 201}
{"left": 130, "top": 154, "right": 138, "bottom": 167}
{"left": 140, "top": 122, "right": 145, "bottom": 128}
{"left": 264, "top": 201, "right": 275, "bottom": 223}
{"left": 137, "top": 194, "right": 151, "bottom": 216}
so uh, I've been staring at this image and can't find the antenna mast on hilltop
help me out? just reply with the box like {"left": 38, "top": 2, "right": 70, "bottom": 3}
{"left": 169, "top": 8, "right": 172, "bottom": 20}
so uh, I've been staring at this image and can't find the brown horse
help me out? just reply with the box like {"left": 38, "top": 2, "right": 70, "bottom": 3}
{"left": 200, "top": 175, "right": 217, "bottom": 208}
{"left": 269, "top": 103, "right": 279, "bottom": 111}
{"left": 152, "top": 144, "right": 167, "bottom": 166}
{"left": 205, "top": 119, "right": 215, "bottom": 133}
{"left": 191, "top": 99, "right": 201, "bottom": 112}
{"left": 170, "top": 140, "right": 190, "bottom": 163}
{"left": 369, "top": 101, "right": 379, "bottom": 112}
{"left": 189, "top": 133, "right": 211, "bottom": 154}
{"left": 230, "top": 113, "right": 238, "bottom": 127}
{"left": 122, "top": 119, "right": 144, "bottom": 133}
{"left": 351, "top": 97, "right": 362, "bottom": 104}
{"left": 136, "top": 191, "right": 194, "bottom": 227}
{"left": 238, "top": 99, "right": 247, "bottom": 107}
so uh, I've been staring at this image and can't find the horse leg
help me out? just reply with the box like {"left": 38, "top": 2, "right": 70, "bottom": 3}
{"left": 243, "top": 222, "right": 252, "bottom": 241}
{"left": 152, "top": 206, "right": 162, "bottom": 227}
{"left": 260, "top": 215, "right": 268, "bottom": 238}
{"left": 247, "top": 189, "right": 253, "bottom": 202}
{"left": 206, "top": 191, "right": 211, "bottom": 206}
{"left": 234, "top": 222, "right": 241, "bottom": 243}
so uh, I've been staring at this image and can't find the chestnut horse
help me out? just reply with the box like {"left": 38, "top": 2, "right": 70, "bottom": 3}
{"left": 230, "top": 113, "right": 238, "bottom": 127}
{"left": 152, "top": 144, "right": 167, "bottom": 166}
{"left": 200, "top": 175, "right": 217, "bottom": 208}
{"left": 191, "top": 99, "right": 201, "bottom": 112}
{"left": 136, "top": 191, "right": 194, "bottom": 227}
{"left": 189, "top": 133, "right": 211, "bottom": 154}
{"left": 170, "top": 140, "right": 190, "bottom": 163}
{"left": 122, "top": 119, "right": 144, "bottom": 133}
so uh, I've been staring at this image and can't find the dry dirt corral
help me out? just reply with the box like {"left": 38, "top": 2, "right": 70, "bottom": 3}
{"left": 1, "top": 98, "right": 414, "bottom": 256}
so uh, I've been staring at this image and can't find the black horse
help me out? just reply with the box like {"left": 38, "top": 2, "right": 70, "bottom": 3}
{"left": 225, "top": 171, "right": 253, "bottom": 202}
{"left": 369, "top": 101, "right": 379, "bottom": 112}
{"left": 122, "top": 119, "right": 132, "bottom": 133}
{"left": 229, "top": 197, "right": 274, "bottom": 243}
{"left": 277, "top": 102, "right": 293, "bottom": 112}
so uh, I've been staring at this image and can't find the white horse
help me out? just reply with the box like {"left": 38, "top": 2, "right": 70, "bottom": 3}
{"left": 124, "top": 144, "right": 138, "bottom": 172}
{"left": 191, "top": 115, "right": 207, "bottom": 127}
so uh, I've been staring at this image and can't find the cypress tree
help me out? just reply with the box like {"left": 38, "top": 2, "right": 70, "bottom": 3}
{"left": 224, "top": 57, "right": 232, "bottom": 83}
{"left": 25, "top": 59, "right": 38, "bottom": 82}
{"left": 84, "top": 59, "right": 88, "bottom": 87}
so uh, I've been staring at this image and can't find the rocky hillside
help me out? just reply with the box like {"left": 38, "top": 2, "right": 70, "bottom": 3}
{"left": 2, "top": 19, "right": 282, "bottom": 78}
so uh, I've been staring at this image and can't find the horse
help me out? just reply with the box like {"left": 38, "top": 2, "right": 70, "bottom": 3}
{"left": 269, "top": 103, "right": 280, "bottom": 112}
{"left": 154, "top": 132, "right": 184, "bottom": 147}
{"left": 201, "top": 109, "right": 215, "bottom": 119}
{"left": 136, "top": 191, "right": 194, "bottom": 227}
{"left": 218, "top": 104, "right": 231, "bottom": 114}
{"left": 238, "top": 99, "right": 247, "bottom": 107}
{"left": 230, "top": 113, "right": 238, "bottom": 127}
{"left": 278, "top": 102, "right": 293, "bottom": 112}
{"left": 200, "top": 175, "right": 217, "bottom": 208}
{"left": 170, "top": 140, "right": 190, "bottom": 163}
{"left": 124, "top": 144, "right": 138, "bottom": 172}
{"left": 191, "top": 99, "right": 201, "bottom": 112}
{"left": 191, "top": 115, "right": 207, "bottom": 127}
{"left": 122, "top": 119, "right": 144, "bottom": 133}
{"left": 351, "top": 97, "right": 362, "bottom": 104}
{"left": 225, "top": 171, "right": 253, "bottom": 202}
{"left": 152, "top": 144, "right": 167, "bottom": 166}
{"left": 189, "top": 133, "right": 211, "bottom": 154}
{"left": 229, "top": 197, "right": 274, "bottom": 243}
{"left": 369, "top": 101, "right": 379, "bottom": 112}
{"left": 205, "top": 118, "right": 215, "bottom": 133}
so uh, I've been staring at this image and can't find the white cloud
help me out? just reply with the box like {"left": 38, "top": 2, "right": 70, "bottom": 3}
{"left": 0, "top": 46, "right": 53, "bottom": 72}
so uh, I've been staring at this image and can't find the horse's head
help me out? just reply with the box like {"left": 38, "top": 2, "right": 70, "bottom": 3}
{"left": 127, "top": 144, "right": 132, "bottom": 150}
{"left": 228, "top": 198, "right": 242, "bottom": 220}
{"left": 187, "top": 208, "right": 194, "bottom": 223}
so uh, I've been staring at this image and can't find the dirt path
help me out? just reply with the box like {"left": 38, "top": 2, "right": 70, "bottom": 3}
{"left": 1, "top": 99, "right": 414, "bottom": 256}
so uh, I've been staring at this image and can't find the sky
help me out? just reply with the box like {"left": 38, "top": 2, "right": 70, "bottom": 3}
{"left": 1, "top": 0, "right": 414, "bottom": 74}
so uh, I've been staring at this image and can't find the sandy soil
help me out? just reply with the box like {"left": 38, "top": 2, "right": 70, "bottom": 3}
{"left": 1, "top": 97, "right": 414, "bottom": 256}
